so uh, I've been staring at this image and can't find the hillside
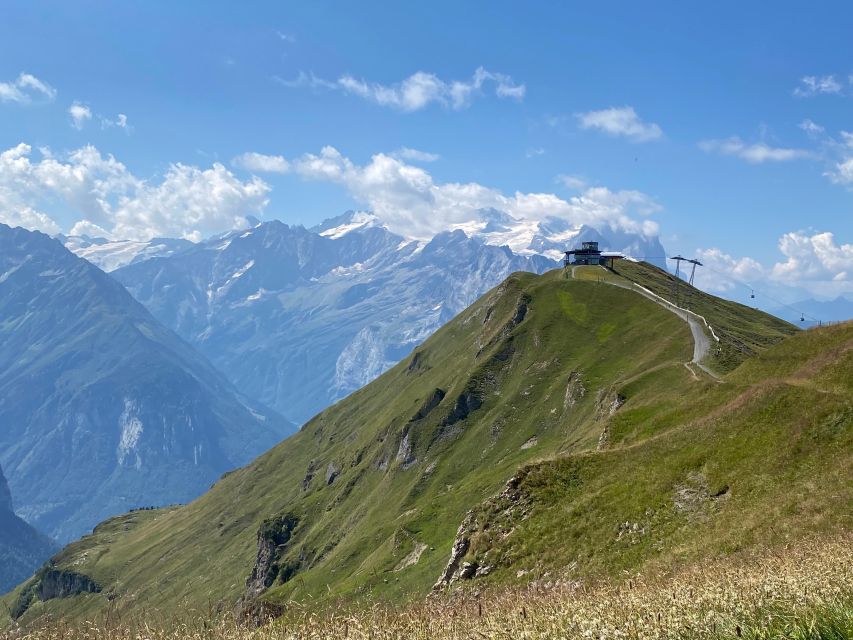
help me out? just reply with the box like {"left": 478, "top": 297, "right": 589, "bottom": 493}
{"left": 0, "top": 464, "right": 55, "bottom": 594}
{"left": 0, "top": 224, "right": 294, "bottom": 543}
{"left": 110, "top": 219, "right": 555, "bottom": 423}
{"left": 3, "top": 264, "right": 849, "bottom": 628}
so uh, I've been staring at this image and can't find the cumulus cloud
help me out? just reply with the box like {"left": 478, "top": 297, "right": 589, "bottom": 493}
{"left": 68, "top": 219, "right": 113, "bottom": 239}
{"left": 576, "top": 106, "right": 662, "bottom": 142}
{"left": 280, "top": 67, "right": 525, "bottom": 112}
{"left": 0, "top": 143, "right": 270, "bottom": 241}
{"left": 286, "top": 146, "right": 659, "bottom": 240}
{"left": 2, "top": 140, "right": 661, "bottom": 245}
{"left": 771, "top": 231, "right": 852, "bottom": 285}
{"left": 793, "top": 75, "right": 842, "bottom": 97}
{"left": 699, "top": 137, "right": 809, "bottom": 163}
{"left": 693, "top": 248, "right": 766, "bottom": 292}
{"left": 110, "top": 163, "right": 269, "bottom": 241}
{"left": 0, "top": 72, "right": 56, "bottom": 104}
{"left": 695, "top": 231, "right": 852, "bottom": 298}
{"left": 68, "top": 102, "right": 92, "bottom": 130}
{"left": 232, "top": 151, "right": 291, "bottom": 174}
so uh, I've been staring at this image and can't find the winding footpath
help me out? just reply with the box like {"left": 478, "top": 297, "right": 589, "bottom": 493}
{"left": 571, "top": 266, "right": 721, "bottom": 381}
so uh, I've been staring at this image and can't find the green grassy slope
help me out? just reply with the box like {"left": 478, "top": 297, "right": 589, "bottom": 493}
{"left": 610, "top": 260, "right": 798, "bottom": 372}
{"left": 3, "top": 267, "right": 847, "bottom": 629}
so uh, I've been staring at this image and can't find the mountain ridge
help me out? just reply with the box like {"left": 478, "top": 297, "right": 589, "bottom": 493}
{"left": 6, "top": 263, "right": 843, "bottom": 629}
{"left": 0, "top": 223, "right": 295, "bottom": 542}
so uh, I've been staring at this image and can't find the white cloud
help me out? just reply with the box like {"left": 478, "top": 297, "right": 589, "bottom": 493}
{"left": 0, "top": 143, "right": 270, "bottom": 241}
{"left": 1, "top": 141, "right": 660, "bottom": 246}
{"left": 276, "top": 31, "right": 296, "bottom": 43}
{"left": 525, "top": 148, "right": 545, "bottom": 158}
{"left": 272, "top": 71, "right": 338, "bottom": 90}
{"left": 771, "top": 231, "right": 852, "bottom": 283}
{"left": 826, "top": 157, "right": 853, "bottom": 185}
{"left": 393, "top": 147, "right": 440, "bottom": 163}
{"left": 68, "top": 102, "right": 92, "bottom": 130}
{"left": 101, "top": 113, "right": 131, "bottom": 132}
{"left": 798, "top": 119, "right": 825, "bottom": 135}
{"left": 558, "top": 174, "right": 587, "bottom": 190}
{"left": 793, "top": 75, "right": 842, "bottom": 97}
{"left": 0, "top": 72, "right": 56, "bottom": 104}
{"left": 696, "top": 231, "right": 852, "bottom": 298}
{"left": 287, "top": 146, "right": 659, "bottom": 240}
{"left": 110, "top": 163, "right": 269, "bottom": 241}
{"left": 699, "top": 137, "right": 809, "bottom": 163}
{"left": 693, "top": 248, "right": 765, "bottom": 292}
{"left": 281, "top": 67, "right": 525, "bottom": 112}
{"left": 576, "top": 106, "right": 662, "bottom": 142}
{"left": 68, "top": 219, "right": 113, "bottom": 239}
{"left": 233, "top": 151, "right": 291, "bottom": 174}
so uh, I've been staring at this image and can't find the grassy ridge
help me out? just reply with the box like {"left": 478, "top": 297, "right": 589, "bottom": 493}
{"left": 610, "top": 261, "right": 797, "bottom": 372}
{"left": 2, "top": 266, "right": 848, "bottom": 630}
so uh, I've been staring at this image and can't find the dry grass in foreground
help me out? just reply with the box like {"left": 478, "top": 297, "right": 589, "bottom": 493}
{"left": 4, "top": 537, "right": 852, "bottom": 640}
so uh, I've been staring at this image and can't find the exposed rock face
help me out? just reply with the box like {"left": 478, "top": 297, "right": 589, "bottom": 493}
{"left": 11, "top": 567, "right": 100, "bottom": 620}
{"left": 595, "top": 387, "right": 626, "bottom": 417}
{"left": 38, "top": 568, "right": 101, "bottom": 601}
{"left": 433, "top": 511, "right": 475, "bottom": 589}
{"left": 434, "top": 471, "right": 538, "bottom": 589}
{"left": 396, "top": 430, "right": 415, "bottom": 466}
{"left": 563, "top": 371, "right": 585, "bottom": 410}
{"left": 245, "top": 514, "right": 299, "bottom": 597}
{"left": 325, "top": 462, "right": 341, "bottom": 485}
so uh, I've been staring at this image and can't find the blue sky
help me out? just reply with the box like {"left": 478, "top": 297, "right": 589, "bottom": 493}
{"left": 1, "top": 1, "right": 851, "bottom": 303}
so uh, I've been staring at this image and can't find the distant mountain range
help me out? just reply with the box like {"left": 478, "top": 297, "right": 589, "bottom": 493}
{"left": 0, "top": 463, "right": 55, "bottom": 594}
{"left": 770, "top": 296, "right": 853, "bottom": 326}
{"left": 81, "top": 211, "right": 667, "bottom": 424}
{"left": 0, "top": 224, "right": 295, "bottom": 542}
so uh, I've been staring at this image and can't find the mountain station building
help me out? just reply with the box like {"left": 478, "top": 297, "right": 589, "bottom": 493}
{"left": 564, "top": 241, "right": 624, "bottom": 268}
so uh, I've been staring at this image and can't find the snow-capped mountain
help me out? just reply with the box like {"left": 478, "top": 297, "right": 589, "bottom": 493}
{"left": 60, "top": 234, "right": 194, "bottom": 272}
{"left": 110, "top": 211, "right": 664, "bottom": 424}
{"left": 0, "top": 224, "right": 294, "bottom": 542}
{"left": 313, "top": 208, "right": 667, "bottom": 267}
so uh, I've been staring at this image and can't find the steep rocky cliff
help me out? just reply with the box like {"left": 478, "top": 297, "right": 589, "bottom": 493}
{"left": 0, "top": 464, "right": 55, "bottom": 594}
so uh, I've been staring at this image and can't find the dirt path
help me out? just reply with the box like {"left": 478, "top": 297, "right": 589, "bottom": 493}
{"left": 570, "top": 266, "right": 720, "bottom": 380}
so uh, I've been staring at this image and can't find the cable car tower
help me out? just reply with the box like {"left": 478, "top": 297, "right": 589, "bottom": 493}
{"left": 669, "top": 255, "right": 702, "bottom": 307}
{"left": 686, "top": 258, "right": 702, "bottom": 286}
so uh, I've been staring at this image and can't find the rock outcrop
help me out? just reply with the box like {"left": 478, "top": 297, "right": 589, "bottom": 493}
{"left": 245, "top": 514, "right": 299, "bottom": 597}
